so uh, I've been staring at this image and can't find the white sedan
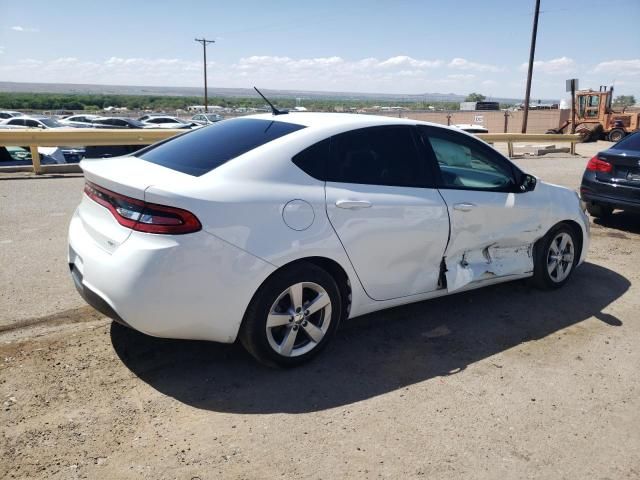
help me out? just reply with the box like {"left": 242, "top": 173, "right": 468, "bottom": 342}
{"left": 138, "top": 115, "right": 194, "bottom": 129}
{"left": 68, "top": 113, "right": 589, "bottom": 367}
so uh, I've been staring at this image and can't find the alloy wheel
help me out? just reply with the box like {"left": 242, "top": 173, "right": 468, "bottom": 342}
{"left": 266, "top": 282, "right": 332, "bottom": 357}
{"left": 547, "top": 232, "right": 575, "bottom": 283}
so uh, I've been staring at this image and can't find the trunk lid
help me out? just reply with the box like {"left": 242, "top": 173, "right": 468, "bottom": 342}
{"left": 77, "top": 156, "right": 191, "bottom": 252}
{"left": 597, "top": 149, "right": 640, "bottom": 187}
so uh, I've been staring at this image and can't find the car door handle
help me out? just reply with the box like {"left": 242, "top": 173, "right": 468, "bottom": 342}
{"left": 453, "top": 202, "right": 477, "bottom": 212}
{"left": 335, "top": 200, "right": 372, "bottom": 209}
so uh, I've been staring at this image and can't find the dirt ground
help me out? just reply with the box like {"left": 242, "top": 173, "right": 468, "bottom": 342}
{"left": 1, "top": 143, "right": 640, "bottom": 479}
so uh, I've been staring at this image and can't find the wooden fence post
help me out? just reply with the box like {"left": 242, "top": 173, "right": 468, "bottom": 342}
{"left": 30, "top": 145, "right": 42, "bottom": 175}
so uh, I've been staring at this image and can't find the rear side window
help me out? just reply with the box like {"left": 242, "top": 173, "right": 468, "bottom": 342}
{"left": 613, "top": 131, "right": 640, "bottom": 150}
{"left": 327, "top": 126, "right": 428, "bottom": 187}
{"left": 292, "top": 139, "right": 330, "bottom": 180}
{"left": 139, "top": 118, "right": 305, "bottom": 176}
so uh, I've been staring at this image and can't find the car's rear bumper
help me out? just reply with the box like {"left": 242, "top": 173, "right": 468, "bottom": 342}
{"left": 581, "top": 172, "right": 640, "bottom": 212}
{"left": 68, "top": 208, "right": 276, "bottom": 343}
{"left": 70, "top": 263, "right": 130, "bottom": 327}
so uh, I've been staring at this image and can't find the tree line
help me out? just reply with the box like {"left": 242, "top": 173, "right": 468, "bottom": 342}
{"left": 0, "top": 92, "right": 483, "bottom": 112}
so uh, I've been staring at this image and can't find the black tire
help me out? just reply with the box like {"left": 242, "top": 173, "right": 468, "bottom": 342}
{"left": 586, "top": 202, "right": 613, "bottom": 218}
{"left": 532, "top": 224, "right": 579, "bottom": 290}
{"left": 239, "top": 262, "right": 342, "bottom": 368}
{"left": 608, "top": 128, "right": 626, "bottom": 143}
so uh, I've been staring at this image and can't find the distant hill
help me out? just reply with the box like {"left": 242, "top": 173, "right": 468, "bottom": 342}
{"left": 0, "top": 81, "right": 539, "bottom": 104}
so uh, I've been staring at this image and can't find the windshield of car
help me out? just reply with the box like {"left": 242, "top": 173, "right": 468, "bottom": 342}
{"left": 612, "top": 131, "right": 640, "bottom": 151}
{"left": 205, "top": 114, "right": 220, "bottom": 121}
{"left": 126, "top": 119, "right": 145, "bottom": 127}
{"left": 138, "top": 118, "right": 305, "bottom": 176}
{"left": 40, "top": 118, "right": 63, "bottom": 127}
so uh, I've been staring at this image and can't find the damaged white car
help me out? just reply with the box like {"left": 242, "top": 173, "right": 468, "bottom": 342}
{"left": 68, "top": 113, "right": 589, "bottom": 367}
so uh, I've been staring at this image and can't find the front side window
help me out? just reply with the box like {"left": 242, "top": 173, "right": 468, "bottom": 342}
{"left": 138, "top": 118, "right": 306, "bottom": 176}
{"left": 327, "top": 126, "right": 428, "bottom": 187}
{"left": 25, "top": 120, "right": 40, "bottom": 127}
{"left": 420, "top": 127, "right": 515, "bottom": 191}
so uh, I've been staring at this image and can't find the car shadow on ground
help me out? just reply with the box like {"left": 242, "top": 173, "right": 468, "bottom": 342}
{"left": 593, "top": 212, "right": 640, "bottom": 235}
{"left": 111, "top": 262, "right": 628, "bottom": 414}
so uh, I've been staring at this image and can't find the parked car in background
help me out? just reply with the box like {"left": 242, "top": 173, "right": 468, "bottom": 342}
{"left": 139, "top": 115, "right": 194, "bottom": 129}
{"left": 191, "top": 113, "right": 224, "bottom": 125}
{"left": 453, "top": 124, "right": 489, "bottom": 134}
{"left": 0, "top": 146, "right": 68, "bottom": 165}
{"left": 581, "top": 131, "right": 640, "bottom": 218}
{"left": 68, "top": 113, "right": 589, "bottom": 367}
{"left": 91, "top": 117, "right": 149, "bottom": 129}
{"left": 60, "top": 114, "right": 103, "bottom": 128}
{"left": 0, "top": 116, "right": 64, "bottom": 129}
{"left": 138, "top": 113, "right": 167, "bottom": 122}
{"left": 0, "top": 110, "right": 24, "bottom": 120}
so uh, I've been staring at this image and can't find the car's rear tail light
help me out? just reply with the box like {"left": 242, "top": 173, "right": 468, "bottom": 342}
{"left": 586, "top": 156, "right": 613, "bottom": 173}
{"left": 84, "top": 181, "right": 201, "bottom": 234}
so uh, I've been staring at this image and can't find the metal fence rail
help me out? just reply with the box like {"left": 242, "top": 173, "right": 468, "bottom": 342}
{"left": 0, "top": 128, "right": 582, "bottom": 175}
{"left": 0, "top": 128, "right": 183, "bottom": 174}
{"left": 477, "top": 133, "right": 582, "bottom": 157}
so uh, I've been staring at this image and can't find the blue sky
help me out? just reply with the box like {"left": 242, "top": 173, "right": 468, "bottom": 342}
{"left": 1, "top": 0, "right": 639, "bottom": 99}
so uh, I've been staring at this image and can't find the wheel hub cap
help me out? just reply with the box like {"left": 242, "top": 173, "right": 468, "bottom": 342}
{"left": 266, "top": 281, "right": 332, "bottom": 357}
{"left": 547, "top": 232, "right": 575, "bottom": 283}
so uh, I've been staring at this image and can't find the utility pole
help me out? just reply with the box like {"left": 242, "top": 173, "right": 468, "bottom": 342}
{"left": 194, "top": 38, "right": 215, "bottom": 112}
{"left": 521, "top": 0, "right": 541, "bottom": 133}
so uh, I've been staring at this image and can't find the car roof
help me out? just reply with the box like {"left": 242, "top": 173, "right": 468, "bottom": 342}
{"left": 243, "top": 111, "right": 458, "bottom": 132}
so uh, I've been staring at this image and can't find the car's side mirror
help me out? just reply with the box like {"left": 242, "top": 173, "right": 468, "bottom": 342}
{"left": 519, "top": 173, "right": 537, "bottom": 193}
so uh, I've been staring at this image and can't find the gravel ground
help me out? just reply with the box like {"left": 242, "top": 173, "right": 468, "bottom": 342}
{"left": 1, "top": 142, "right": 639, "bottom": 479}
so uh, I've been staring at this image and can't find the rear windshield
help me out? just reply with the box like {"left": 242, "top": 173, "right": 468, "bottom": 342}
{"left": 612, "top": 131, "right": 640, "bottom": 151}
{"left": 138, "top": 118, "right": 306, "bottom": 176}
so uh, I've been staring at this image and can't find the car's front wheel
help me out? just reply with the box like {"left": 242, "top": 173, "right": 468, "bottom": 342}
{"left": 532, "top": 225, "right": 579, "bottom": 289}
{"left": 239, "top": 263, "right": 342, "bottom": 367}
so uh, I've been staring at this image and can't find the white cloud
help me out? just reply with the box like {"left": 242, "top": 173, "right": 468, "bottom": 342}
{"left": 520, "top": 56, "right": 576, "bottom": 74}
{"left": 11, "top": 25, "right": 39, "bottom": 33}
{"left": 0, "top": 54, "right": 510, "bottom": 95}
{"left": 447, "top": 74, "right": 475, "bottom": 80}
{"left": 593, "top": 59, "right": 640, "bottom": 76}
{"left": 376, "top": 56, "right": 442, "bottom": 69}
{"left": 0, "top": 46, "right": 4, "bottom": 55}
{"left": 448, "top": 58, "right": 501, "bottom": 72}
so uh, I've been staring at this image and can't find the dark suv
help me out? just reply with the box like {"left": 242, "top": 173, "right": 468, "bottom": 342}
{"left": 580, "top": 131, "right": 640, "bottom": 218}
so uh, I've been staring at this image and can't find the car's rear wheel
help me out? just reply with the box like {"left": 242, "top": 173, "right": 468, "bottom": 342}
{"left": 240, "top": 263, "right": 342, "bottom": 367}
{"left": 532, "top": 225, "right": 579, "bottom": 290}
{"left": 586, "top": 202, "right": 613, "bottom": 218}
{"left": 607, "top": 128, "right": 626, "bottom": 142}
